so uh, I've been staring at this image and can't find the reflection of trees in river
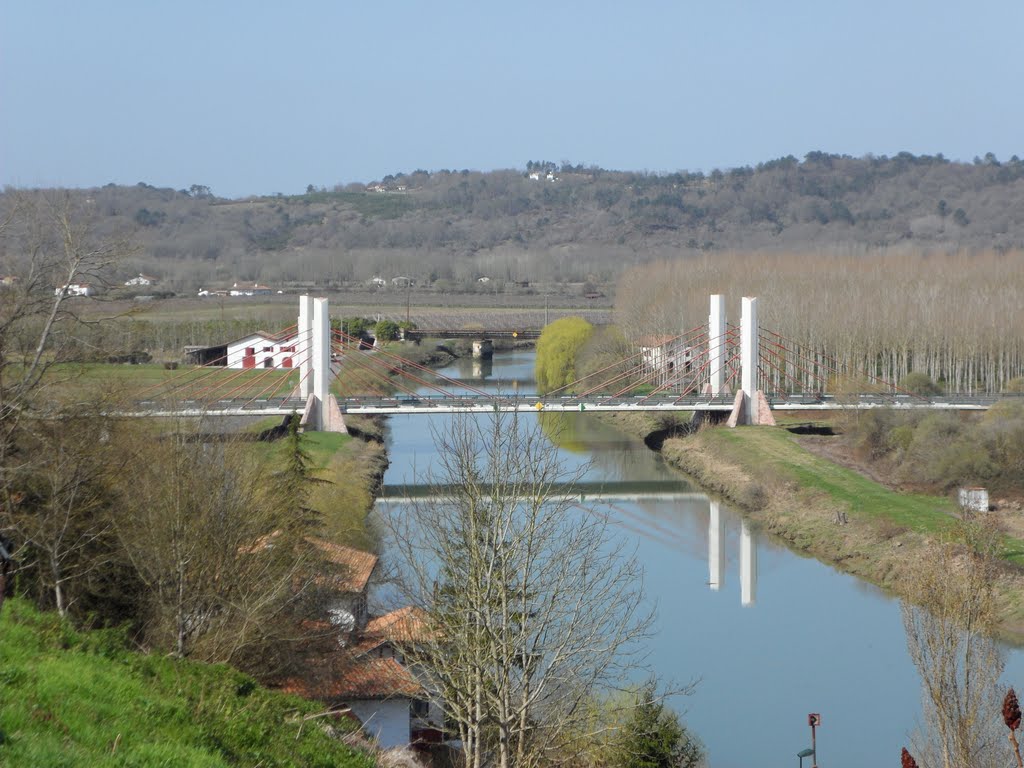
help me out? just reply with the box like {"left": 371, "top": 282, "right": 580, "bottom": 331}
{"left": 538, "top": 412, "right": 590, "bottom": 454}
{"left": 539, "top": 413, "right": 682, "bottom": 481}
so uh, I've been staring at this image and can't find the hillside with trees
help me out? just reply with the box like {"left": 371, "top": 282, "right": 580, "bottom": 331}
{"left": 3, "top": 152, "right": 1024, "bottom": 293}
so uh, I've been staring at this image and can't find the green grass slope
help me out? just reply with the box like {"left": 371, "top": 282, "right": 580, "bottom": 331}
{"left": 0, "top": 600, "right": 374, "bottom": 768}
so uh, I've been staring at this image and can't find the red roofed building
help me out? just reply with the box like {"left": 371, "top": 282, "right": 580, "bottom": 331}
{"left": 306, "top": 538, "right": 378, "bottom": 634}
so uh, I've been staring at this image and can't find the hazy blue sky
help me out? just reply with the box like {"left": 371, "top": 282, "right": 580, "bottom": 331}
{"left": 3, "top": 1, "right": 1022, "bottom": 198}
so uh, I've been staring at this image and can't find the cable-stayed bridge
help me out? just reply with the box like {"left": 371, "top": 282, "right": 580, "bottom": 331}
{"left": 127, "top": 295, "right": 1017, "bottom": 430}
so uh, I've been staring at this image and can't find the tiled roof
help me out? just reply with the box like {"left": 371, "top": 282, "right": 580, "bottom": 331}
{"left": 307, "top": 538, "right": 378, "bottom": 593}
{"left": 281, "top": 657, "right": 423, "bottom": 701}
{"left": 364, "top": 606, "right": 432, "bottom": 644}
{"left": 242, "top": 534, "right": 378, "bottom": 594}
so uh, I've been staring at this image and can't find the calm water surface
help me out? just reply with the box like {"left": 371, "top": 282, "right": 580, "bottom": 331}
{"left": 377, "top": 350, "right": 1024, "bottom": 768}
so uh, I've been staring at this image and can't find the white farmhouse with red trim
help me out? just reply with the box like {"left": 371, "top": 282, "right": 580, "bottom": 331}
{"left": 226, "top": 331, "right": 302, "bottom": 369}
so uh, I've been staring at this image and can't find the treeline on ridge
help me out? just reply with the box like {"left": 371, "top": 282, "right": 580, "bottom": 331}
{"left": 4, "top": 151, "right": 1024, "bottom": 292}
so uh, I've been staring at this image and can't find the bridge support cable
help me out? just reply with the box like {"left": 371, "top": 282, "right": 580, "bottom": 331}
{"left": 240, "top": 349, "right": 314, "bottom": 407}
{"left": 330, "top": 336, "right": 466, "bottom": 398}
{"left": 596, "top": 325, "right": 714, "bottom": 400}
{"left": 332, "top": 341, "right": 456, "bottom": 399}
{"left": 575, "top": 360, "right": 651, "bottom": 399}
{"left": 596, "top": 336, "right": 708, "bottom": 401}
{"left": 330, "top": 333, "right": 483, "bottom": 401}
{"left": 758, "top": 326, "right": 926, "bottom": 403}
{"left": 336, "top": 352, "right": 404, "bottom": 396}
{"left": 547, "top": 322, "right": 708, "bottom": 398}
{"left": 757, "top": 325, "right": 909, "bottom": 397}
{"left": 330, "top": 346, "right": 391, "bottom": 395}
{"left": 133, "top": 349, "right": 231, "bottom": 399}
{"left": 756, "top": 333, "right": 824, "bottom": 396}
{"left": 670, "top": 344, "right": 741, "bottom": 404}
{"left": 181, "top": 327, "right": 312, "bottom": 404}
{"left": 201, "top": 362, "right": 294, "bottom": 405}
{"left": 597, "top": 340, "right": 706, "bottom": 403}
{"left": 757, "top": 329, "right": 832, "bottom": 396}
{"left": 331, "top": 329, "right": 496, "bottom": 399}
{"left": 596, "top": 322, "right": 740, "bottom": 404}
{"left": 136, "top": 322, "right": 312, "bottom": 409}
{"left": 636, "top": 341, "right": 718, "bottom": 403}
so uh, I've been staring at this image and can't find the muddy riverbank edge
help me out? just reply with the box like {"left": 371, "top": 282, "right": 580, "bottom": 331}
{"left": 594, "top": 411, "right": 1024, "bottom": 644}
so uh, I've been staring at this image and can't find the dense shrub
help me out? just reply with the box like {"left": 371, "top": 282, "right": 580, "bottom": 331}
{"left": 374, "top": 319, "right": 400, "bottom": 342}
{"left": 899, "top": 372, "right": 943, "bottom": 396}
{"left": 848, "top": 403, "right": 1024, "bottom": 493}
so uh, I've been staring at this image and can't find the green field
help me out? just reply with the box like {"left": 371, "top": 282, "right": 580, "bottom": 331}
{"left": 0, "top": 599, "right": 374, "bottom": 768}
{"left": 40, "top": 362, "right": 299, "bottom": 404}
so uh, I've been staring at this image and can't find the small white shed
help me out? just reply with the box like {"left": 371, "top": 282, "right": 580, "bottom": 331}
{"left": 958, "top": 487, "right": 989, "bottom": 513}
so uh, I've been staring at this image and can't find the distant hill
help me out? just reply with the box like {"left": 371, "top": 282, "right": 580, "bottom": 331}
{"left": 3, "top": 152, "right": 1023, "bottom": 292}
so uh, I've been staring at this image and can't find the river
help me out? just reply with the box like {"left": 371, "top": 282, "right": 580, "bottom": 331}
{"left": 376, "top": 349, "right": 1024, "bottom": 767}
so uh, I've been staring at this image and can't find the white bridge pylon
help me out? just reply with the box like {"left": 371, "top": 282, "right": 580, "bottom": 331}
{"left": 297, "top": 295, "right": 347, "bottom": 433}
{"left": 711, "top": 294, "right": 775, "bottom": 427}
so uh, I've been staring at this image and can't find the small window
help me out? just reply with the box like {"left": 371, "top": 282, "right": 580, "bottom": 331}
{"left": 411, "top": 699, "right": 429, "bottom": 717}
{"left": 263, "top": 346, "right": 274, "bottom": 352}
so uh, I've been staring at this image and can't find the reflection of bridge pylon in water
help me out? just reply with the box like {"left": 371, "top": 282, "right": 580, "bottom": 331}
{"left": 708, "top": 501, "right": 757, "bottom": 607}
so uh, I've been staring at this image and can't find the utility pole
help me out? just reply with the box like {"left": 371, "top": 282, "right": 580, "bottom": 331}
{"left": 808, "top": 713, "right": 820, "bottom": 768}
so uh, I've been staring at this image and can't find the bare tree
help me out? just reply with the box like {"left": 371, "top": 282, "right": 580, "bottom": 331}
{"left": 386, "top": 411, "right": 657, "bottom": 768}
{"left": 902, "top": 521, "right": 1008, "bottom": 768}
{"left": 0, "top": 190, "right": 130, "bottom": 615}
{"left": 111, "top": 429, "right": 320, "bottom": 665}
{"left": 3, "top": 413, "right": 119, "bottom": 617}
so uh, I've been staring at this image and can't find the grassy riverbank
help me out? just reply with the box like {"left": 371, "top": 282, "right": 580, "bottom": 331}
{"left": 657, "top": 425, "right": 1024, "bottom": 639}
{"left": 0, "top": 599, "right": 373, "bottom": 767}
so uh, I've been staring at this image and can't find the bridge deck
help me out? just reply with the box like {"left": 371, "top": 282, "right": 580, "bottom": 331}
{"left": 123, "top": 393, "right": 1011, "bottom": 417}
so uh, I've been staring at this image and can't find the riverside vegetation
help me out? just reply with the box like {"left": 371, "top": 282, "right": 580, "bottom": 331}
{"left": 0, "top": 193, "right": 390, "bottom": 765}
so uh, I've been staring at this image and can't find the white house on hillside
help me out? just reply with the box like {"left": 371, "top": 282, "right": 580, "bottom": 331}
{"left": 55, "top": 283, "right": 96, "bottom": 297}
{"left": 229, "top": 282, "right": 273, "bottom": 296}
{"left": 124, "top": 273, "right": 159, "bottom": 286}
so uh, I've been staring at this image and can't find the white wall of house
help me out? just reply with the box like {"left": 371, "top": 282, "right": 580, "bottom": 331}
{"left": 640, "top": 341, "right": 694, "bottom": 386}
{"left": 348, "top": 699, "right": 412, "bottom": 748}
{"left": 225, "top": 333, "right": 302, "bottom": 369}
{"left": 55, "top": 284, "right": 95, "bottom": 297}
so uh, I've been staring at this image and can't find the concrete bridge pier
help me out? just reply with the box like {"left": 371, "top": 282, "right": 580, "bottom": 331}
{"left": 472, "top": 339, "right": 493, "bottom": 359}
